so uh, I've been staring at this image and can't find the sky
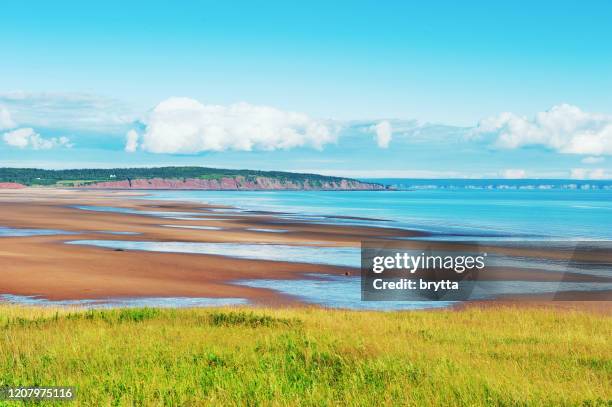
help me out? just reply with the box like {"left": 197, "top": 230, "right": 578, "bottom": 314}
{"left": 1, "top": 0, "right": 612, "bottom": 179}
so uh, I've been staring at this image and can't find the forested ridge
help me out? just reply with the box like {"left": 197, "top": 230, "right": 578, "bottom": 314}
{"left": 0, "top": 166, "right": 377, "bottom": 187}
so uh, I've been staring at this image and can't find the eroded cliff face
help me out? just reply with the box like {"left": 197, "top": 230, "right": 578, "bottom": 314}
{"left": 80, "top": 176, "right": 383, "bottom": 190}
{"left": 0, "top": 182, "right": 26, "bottom": 189}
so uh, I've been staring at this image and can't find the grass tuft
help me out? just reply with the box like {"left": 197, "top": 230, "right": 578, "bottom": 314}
{"left": 208, "top": 311, "right": 297, "bottom": 328}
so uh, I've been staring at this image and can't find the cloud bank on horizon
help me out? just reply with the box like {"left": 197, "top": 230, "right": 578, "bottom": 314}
{"left": 0, "top": 92, "right": 134, "bottom": 132}
{"left": 125, "top": 97, "right": 338, "bottom": 154}
{"left": 3, "top": 128, "right": 72, "bottom": 150}
{"left": 1, "top": 92, "right": 612, "bottom": 180}
{"left": 121, "top": 97, "right": 612, "bottom": 158}
{"left": 473, "top": 104, "right": 612, "bottom": 156}
{"left": 0, "top": 99, "right": 75, "bottom": 151}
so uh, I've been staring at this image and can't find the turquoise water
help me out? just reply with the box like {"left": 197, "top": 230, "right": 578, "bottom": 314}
{"left": 66, "top": 240, "right": 360, "bottom": 268}
{"left": 0, "top": 294, "right": 247, "bottom": 308}
{"left": 162, "top": 224, "right": 224, "bottom": 231}
{"left": 236, "top": 274, "right": 612, "bottom": 309}
{"left": 0, "top": 226, "right": 78, "bottom": 237}
{"left": 236, "top": 275, "right": 452, "bottom": 310}
{"left": 65, "top": 184, "right": 612, "bottom": 309}
{"left": 141, "top": 186, "right": 612, "bottom": 240}
{"left": 72, "top": 205, "right": 204, "bottom": 219}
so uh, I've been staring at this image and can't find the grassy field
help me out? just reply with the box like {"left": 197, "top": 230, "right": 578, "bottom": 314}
{"left": 0, "top": 305, "right": 610, "bottom": 406}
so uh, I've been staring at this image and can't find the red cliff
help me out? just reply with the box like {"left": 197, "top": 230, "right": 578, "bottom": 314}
{"left": 80, "top": 176, "right": 383, "bottom": 191}
{"left": 0, "top": 182, "right": 26, "bottom": 189}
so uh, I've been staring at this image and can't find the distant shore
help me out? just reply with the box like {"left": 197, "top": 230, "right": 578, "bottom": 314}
{"left": 0, "top": 166, "right": 385, "bottom": 190}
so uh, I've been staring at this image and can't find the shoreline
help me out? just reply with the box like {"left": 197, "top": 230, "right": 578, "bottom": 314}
{"left": 0, "top": 188, "right": 609, "bottom": 312}
{"left": 0, "top": 188, "right": 413, "bottom": 307}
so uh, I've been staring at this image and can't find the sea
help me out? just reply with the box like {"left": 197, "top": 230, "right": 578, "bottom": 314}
{"left": 140, "top": 179, "right": 612, "bottom": 241}
{"left": 130, "top": 179, "right": 612, "bottom": 309}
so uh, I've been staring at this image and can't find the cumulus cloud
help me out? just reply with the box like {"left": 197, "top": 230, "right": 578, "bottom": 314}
{"left": 501, "top": 169, "right": 526, "bottom": 179}
{"left": 473, "top": 104, "right": 612, "bottom": 156}
{"left": 3, "top": 128, "right": 72, "bottom": 150}
{"left": 369, "top": 120, "right": 392, "bottom": 148}
{"left": 126, "top": 97, "right": 338, "bottom": 154}
{"left": 570, "top": 168, "right": 607, "bottom": 180}
{"left": 0, "top": 106, "right": 16, "bottom": 130}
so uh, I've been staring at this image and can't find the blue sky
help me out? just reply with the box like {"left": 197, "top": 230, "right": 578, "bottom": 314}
{"left": 1, "top": 0, "right": 612, "bottom": 178}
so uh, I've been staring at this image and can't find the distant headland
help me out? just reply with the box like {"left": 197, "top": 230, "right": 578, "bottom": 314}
{"left": 0, "top": 167, "right": 385, "bottom": 191}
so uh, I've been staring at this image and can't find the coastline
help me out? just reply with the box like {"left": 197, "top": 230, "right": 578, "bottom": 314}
{"left": 0, "top": 188, "right": 609, "bottom": 311}
{"left": 0, "top": 188, "right": 414, "bottom": 306}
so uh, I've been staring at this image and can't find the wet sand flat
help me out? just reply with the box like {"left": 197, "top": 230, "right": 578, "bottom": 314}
{"left": 0, "top": 189, "right": 413, "bottom": 305}
{"left": 0, "top": 188, "right": 609, "bottom": 311}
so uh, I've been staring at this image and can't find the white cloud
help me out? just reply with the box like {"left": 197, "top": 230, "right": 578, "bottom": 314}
{"left": 369, "top": 120, "right": 392, "bottom": 148}
{"left": 473, "top": 104, "right": 612, "bottom": 156}
{"left": 0, "top": 106, "right": 16, "bottom": 130}
{"left": 501, "top": 169, "right": 526, "bottom": 179}
{"left": 3, "top": 128, "right": 72, "bottom": 150}
{"left": 127, "top": 97, "right": 338, "bottom": 154}
{"left": 570, "top": 168, "right": 607, "bottom": 180}
{"left": 125, "top": 129, "right": 140, "bottom": 152}
{"left": 0, "top": 92, "right": 134, "bottom": 132}
{"left": 581, "top": 156, "right": 605, "bottom": 164}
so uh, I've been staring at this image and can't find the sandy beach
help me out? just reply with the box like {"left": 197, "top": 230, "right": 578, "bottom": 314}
{"left": 0, "top": 188, "right": 413, "bottom": 305}
{"left": 0, "top": 188, "right": 609, "bottom": 309}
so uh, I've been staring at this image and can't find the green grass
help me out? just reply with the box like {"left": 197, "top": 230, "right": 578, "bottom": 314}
{"left": 0, "top": 306, "right": 610, "bottom": 406}
{"left": 54, "top": 180, "right": 102, "bottom": 187}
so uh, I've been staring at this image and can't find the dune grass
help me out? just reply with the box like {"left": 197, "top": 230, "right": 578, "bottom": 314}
{"left": 0, "top": 305, "right": 610, "bottom": 406}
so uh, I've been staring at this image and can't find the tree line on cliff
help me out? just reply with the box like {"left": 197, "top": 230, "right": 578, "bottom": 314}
{"left": 0, "top": 166, "right": 380, "bottom": 188}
